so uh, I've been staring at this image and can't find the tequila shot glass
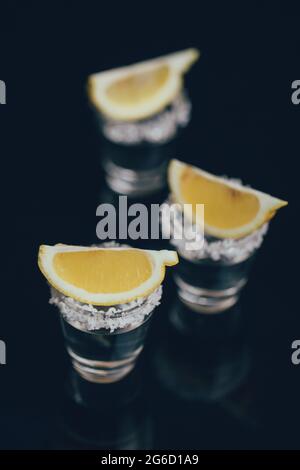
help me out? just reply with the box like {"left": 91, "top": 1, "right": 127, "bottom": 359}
{"left": 88, "top": 49, "right": 199, "bottom": 197}
{"left": 161, "top": 200, "right": 269, "bottom": 313}
{"left": 39, "top": 243, "right": 178, "bottom": 385}
{"left": 94, "top": 93, "right": 191, "bottom": 197}
{"left": 50, "top": 286, "right": 162, "bottom": 383}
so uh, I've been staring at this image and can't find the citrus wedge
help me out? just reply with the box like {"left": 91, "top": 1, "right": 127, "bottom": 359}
{"left": 38, "top": 244, "right": 178, "bottom": 306}
{"left": 168, "top": 159, "right": 287, "bottom": 239}
{"left": 88, "top": 48, "right": 199, "bottom": 121}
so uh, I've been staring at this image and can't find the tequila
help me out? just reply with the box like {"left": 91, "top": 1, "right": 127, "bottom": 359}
{"left": 95, "top": 93, "right": 191, "bottom": 197}
{"left": 51, "top": 286, "right": 162, "bottom": 383}
{"left": 38, "top": 243, "right": 177, "bottom": 386}
{"left": 161, "top": 201, "right": 268, "bottom": 313}
{"left": 88, "top": 49, "right": 199, "bottom": 197}
{"left": 163, "top": 159, "right": 287, "bottom": 313}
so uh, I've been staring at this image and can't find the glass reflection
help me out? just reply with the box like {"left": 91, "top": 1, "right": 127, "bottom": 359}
{"left": 53, "top": 366, "right": 153, "bottom": 450}
{"left": 152, "top": 298, "right": 251, "bottom": 402}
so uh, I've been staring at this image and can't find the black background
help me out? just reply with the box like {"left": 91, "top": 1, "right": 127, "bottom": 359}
{"left": 0, "top": 1, "right": 299, "bottom": 450}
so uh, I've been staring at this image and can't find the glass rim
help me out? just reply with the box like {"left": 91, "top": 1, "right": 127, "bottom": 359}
{"left": 95, "top": 91, "right": 191, "bottom": 145}
{"left": 49, "top": 285, "right": 162, "bottom": 333}
{"left": 161, "top": 198, "right": 269, "bottom": 264}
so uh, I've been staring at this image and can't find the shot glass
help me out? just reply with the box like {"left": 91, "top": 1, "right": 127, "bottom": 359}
{"left": 161, "top": 200, "right": 268, "bottom": 313}
{"left": 49, "top": 286, "right": 162, "bottom": 383}
{"left": 93, "top": 92, "right": 191, "bottom": 197}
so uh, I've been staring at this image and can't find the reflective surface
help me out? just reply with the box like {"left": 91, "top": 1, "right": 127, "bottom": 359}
{"left": 152, "top": 299, "right": 251, "bottom": 402}
{"left": 51, "top": 369, "right": 153, "bottom": 450}
{"left": 2, "top": 2, "right": 296, "bottom": 450}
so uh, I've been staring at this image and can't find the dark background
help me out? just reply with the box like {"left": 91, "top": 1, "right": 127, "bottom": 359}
{"left": 0, "top": 1, "right": 299, "bottom": 450}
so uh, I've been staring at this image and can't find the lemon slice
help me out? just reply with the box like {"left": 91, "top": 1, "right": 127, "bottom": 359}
{"left": 88, "top": 48, "right": 199, "bottom": 121}
{"left": 38, "top": 244, "right": 178, "bottom": 306}
{"left": 168, "top": 159, "right": 287, "bottom": 239}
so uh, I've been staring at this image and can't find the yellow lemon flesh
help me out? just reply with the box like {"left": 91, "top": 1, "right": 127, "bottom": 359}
{"left": 106, "top": 65, "right": 170, "bottom": 107}
{"left": 180, "top": 167, "right": 260, "bottom": 229}
{"left": 53, "top": 249, "right": 152, "bottom": 294}
{"left": 38, "top": 245, "right": 178, "bottom": 306}
{"left": 168, "top": 159, "right": 287, "bottom": 239}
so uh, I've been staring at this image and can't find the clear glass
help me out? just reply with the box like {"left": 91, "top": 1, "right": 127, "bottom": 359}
{"left": 93, "top": 93, "right": 191, "bottom": 196}
{"left": 174, "top": 254, "right": 254, "bottom": 313}
{"left": 50, "top": 287, "right": 162, "bottom": 383}
{"left": 161, "top": 200, "right": 268, "bottom": 313}
{"left": 101, "top": 144, "right": 170, "bottom": 196}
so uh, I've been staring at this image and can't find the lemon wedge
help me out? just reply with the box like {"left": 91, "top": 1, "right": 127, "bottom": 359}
{"left": 88, "top": 48, "right": 199, "bottom": 121}
{"left": 38, "top": 244, "right": 178, "bottom": 306}
{"left": 168, "top": 159, "right": 287, "bottom": 239}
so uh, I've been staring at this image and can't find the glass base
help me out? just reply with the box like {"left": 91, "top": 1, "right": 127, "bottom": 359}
{"left": 60, "top": 306, "right": 154, "bottom": 385}
{"left": 103, "top": 159, "right": 167, "bottom": 196}
{"left": 67, "top": 346, "right": 143, "bottom": 384}
{"left": 174, "top": 274, "right": 247, "bottom": 314}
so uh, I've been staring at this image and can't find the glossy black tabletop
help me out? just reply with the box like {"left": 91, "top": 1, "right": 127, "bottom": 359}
{"left": 0, "top": 2, "right": 298, "bottom": 450}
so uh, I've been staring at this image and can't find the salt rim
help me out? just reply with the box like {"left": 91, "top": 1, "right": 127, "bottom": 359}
{"left": 99, "top": 92, "right": 191, "bottom": 145}
{"left": 161, "top": 198, "right": 269, "bottom": 263}
{"left": 49, "top": 286, "right": 162, "bottom": 333}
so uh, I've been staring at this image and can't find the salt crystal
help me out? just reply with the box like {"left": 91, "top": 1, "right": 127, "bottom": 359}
{"left": 100, "top": 92, "right": 191, "bottom": 145}
{"left": 49, "top": 286, "right": 162, "bottom": 333}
